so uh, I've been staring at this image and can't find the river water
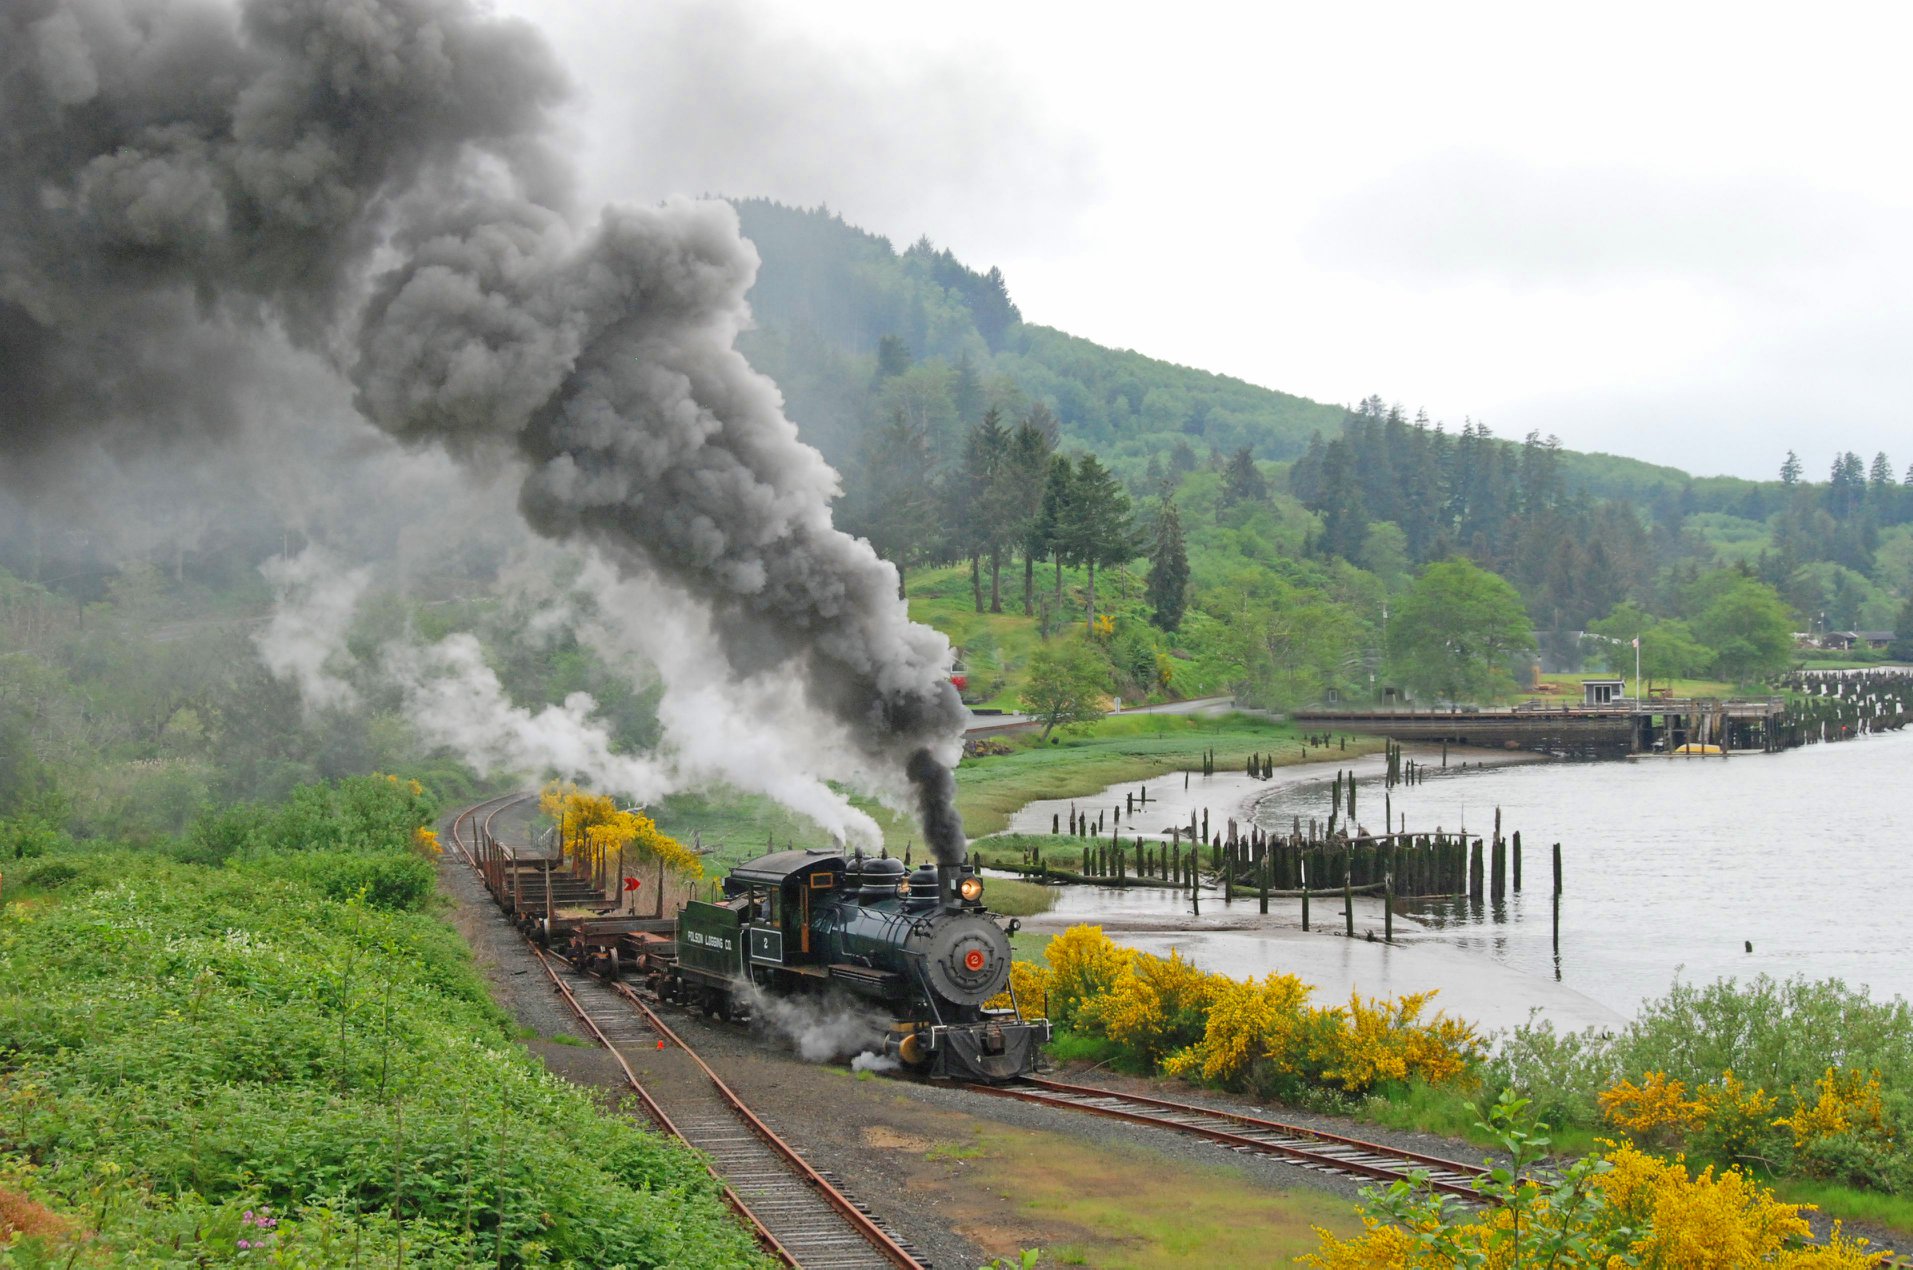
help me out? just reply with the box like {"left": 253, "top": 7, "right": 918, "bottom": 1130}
{"left": 1244, "top": 729, "right": 1913, "bottom": 1016}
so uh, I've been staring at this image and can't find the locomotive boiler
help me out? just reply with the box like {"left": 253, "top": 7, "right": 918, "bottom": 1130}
{"left": 650, "top": 847, "right": 1049, "bottom": 1082}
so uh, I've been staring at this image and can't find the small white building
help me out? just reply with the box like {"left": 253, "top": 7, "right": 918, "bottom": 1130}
{"left": 1582, "top": 678, "right": 1626, "bottom": 706}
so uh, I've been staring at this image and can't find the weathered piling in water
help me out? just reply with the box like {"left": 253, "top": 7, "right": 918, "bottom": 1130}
{"left": 1343, "top": 846, "right": 1355, "bottom": 937}
{"left": 1384, "top": 842, "right": 1397, "bottom": 942}
{"left": 1469, "top": 838, "right": 1484, "bottom": 902}
{"left": 1512, "top": 831, "right": 1522, "bottom": 892}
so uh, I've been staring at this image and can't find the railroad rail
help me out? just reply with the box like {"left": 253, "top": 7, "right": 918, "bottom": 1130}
{"left": 448, "top": 797, "right": 926, "bottom": 1270}
{"left": 964, "top": 1076, "right": 1486, "bottom": 1199}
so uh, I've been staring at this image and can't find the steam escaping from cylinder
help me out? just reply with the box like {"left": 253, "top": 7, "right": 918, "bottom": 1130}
{"left": 0, "top": 0, "right": 970, "bottom": 859}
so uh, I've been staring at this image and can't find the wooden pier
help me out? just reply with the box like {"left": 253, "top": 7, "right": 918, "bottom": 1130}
{"left": 1295, "top": 697, "right": 1789, "bottom": 758}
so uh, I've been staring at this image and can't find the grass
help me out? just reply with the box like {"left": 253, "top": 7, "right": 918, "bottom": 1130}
{"left": 927, "top": 1121, "right": 1361, "bottom": 1268}
{"left": 1771, "top": 1179, "right": 1913, "bottom": 1240}
{"left": 1533, "top": 671, "right": 1739, "bottom": 699}
{"left": 979, "top": 876, "right": 1058, "bottom": 917}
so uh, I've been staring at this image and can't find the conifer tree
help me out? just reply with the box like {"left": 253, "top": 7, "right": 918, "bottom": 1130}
{"left": 1146, "top": 498, "right": 1189, "bottom": 632}
{"left": 1066, "top": 454, "right": 1135, "bottom": 632}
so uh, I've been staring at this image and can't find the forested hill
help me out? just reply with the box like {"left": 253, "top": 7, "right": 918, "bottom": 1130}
{"left": 729, "top": 197, "right": 1913, "bottom": 698}
{"left": 730, "top": 198, "right": 1684, "bottom": 496}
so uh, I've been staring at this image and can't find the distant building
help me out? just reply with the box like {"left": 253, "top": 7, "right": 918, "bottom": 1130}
{"left": 1827, "top": 631, "right": 1894, "bottom": 651}
{"left": 1582, "top": 678, "right": 1626, "bottom": 705}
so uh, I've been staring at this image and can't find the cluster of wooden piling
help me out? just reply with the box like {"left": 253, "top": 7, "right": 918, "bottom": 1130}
{"left": 1772, "top": 670, "right": 1913, "bottom": 749}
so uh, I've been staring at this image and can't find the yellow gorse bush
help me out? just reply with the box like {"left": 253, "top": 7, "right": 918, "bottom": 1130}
{"left": 984, "top": 960, "right": 1052, "bottom": 1020}
{"left": 539, "top": 781, "right": 703, "bottom": 882}
{"left": 1599, "top": 1063, "right": 1883, "bottom": 1167}
{"left": 1307, "top": 1138, "right": 1886, "bottom": 1268}
{"left": 1775, "top": 1066, "right": 1890, "bottom": 1150}
{"left": 1599, "top": 1069, "right": 1708, "bottom": 1138}
{"left": 1019, "top": 926, "right": 1480, "bottom": 1097}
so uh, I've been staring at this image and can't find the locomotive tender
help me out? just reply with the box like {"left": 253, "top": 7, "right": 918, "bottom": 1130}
{"left": 651, "top": 848, "right": 1049, "bottom": 1082}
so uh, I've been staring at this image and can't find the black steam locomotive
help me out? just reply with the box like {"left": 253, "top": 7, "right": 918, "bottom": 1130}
{"left": 647, "top": 848, "right": 1049, "bottom": 1082}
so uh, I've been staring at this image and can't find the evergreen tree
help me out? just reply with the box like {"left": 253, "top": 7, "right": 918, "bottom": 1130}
{"left": 1780, "top": 451, "right": 1803, "bottom": 486}
{"left": 1145, "top": 498, "right": 1189, "bottom": 632}
{"left": 952, "top": 351, "right": 986, "bottom": 424}
{"left": 874, "top": 333, "right": 913, "bottom": 381}
{"left": 1007, "top": 415, "right": 1057, "bottom": 615}
{"left": 844, "top": 410, "right": 939, "bottom": 596}
{"left": 956, "top": 409, "right": 1011, "bottom": 612}
{"left": 1219, "top": 445, "right": 1269, "bottom": 507}
{"left": 1034, "top": 455, "right": 1075, "bottom": 612}
{"left": 1065, "top": 455, "right": 1135, "bottom": 632}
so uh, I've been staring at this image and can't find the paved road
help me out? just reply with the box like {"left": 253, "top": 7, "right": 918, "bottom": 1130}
{"left": 964, "top": 693, "right": 1237, "bottom": 736}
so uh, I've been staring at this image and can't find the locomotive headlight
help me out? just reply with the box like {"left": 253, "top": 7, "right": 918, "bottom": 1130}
{"left": 959, "top": 876, "right": 984, "bottom": 902}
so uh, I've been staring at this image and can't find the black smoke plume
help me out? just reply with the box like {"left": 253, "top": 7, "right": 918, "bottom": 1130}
{"left": 0, "top": 0, "right": 970, "bottom": 861}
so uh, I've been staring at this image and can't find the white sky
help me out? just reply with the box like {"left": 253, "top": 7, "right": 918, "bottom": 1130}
{"left": 499, "top": 0, "right": 1913, "bottom": 481}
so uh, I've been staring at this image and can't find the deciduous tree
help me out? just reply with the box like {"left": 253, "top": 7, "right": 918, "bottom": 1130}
{"left": 1387, "top": 559, "right": 1535, "bottom": 703}
{"left": 1019, "top": 640, "right": 1110, "bottom": 740}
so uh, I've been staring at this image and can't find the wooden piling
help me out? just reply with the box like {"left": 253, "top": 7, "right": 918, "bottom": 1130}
{"left": 1343, "top": 847, "right": 1354, "bottom": 937}
{"left": 1385, "top": 843, "right": 1396, "bottom": 943}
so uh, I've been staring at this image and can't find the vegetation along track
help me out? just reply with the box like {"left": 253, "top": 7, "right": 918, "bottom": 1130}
{"left": 963, "top": 1076, "right": 1487, "bottom": 1199}
{"left": 448, "top": 797, "right": 927, "bottom": 1270}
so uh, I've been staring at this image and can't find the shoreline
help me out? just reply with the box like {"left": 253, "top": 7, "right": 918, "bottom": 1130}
{"left": 986, "top": 743, "right": 1621, "bottom": 1036}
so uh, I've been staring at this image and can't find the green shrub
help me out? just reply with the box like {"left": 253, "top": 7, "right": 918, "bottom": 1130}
{"left": 0, "top": 779, "right": 766, "bottom": 1266}
{"left": 247, "top": 847, "right": 439, "bottom": 911}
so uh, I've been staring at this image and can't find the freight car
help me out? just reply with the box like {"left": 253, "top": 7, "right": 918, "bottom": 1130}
{"left": 640, "top": 848, "right": 1049, "bottom": 1083}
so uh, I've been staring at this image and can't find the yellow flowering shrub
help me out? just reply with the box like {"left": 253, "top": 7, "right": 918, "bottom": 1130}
{"left": 1044, "top": 925, "right": 1478, "bottom": 1097}
{"left": 1043, "top": 924, "right": 1135, "bottom": 1028}
{"left": 1304, "top": 1217, "right": 1415, "bottom": 1269}
{"left": 411, "top": 826, "right": 441, "bottom": 856}
{"left": 1163, "top": 970, "right": 1313, "bottom": 1083}
{"left": 1693, "top": 1068, "right": 1780, "bottom": 1160}
{"left": 1077, "top": 949, "right": 1219, "bottom": 1064}
{"left": 540, "top": 782, "right": 702, "bottom": 884}
{"left": 984, "top": 960, "right": 1051, "bottom": 1020}
{"left": 1305, "top": 1135, "right": 1887, "bottom": 1268}
{"left": 1775, "top": 1067, "right": 1889, "bottom": 1150}
{"left": 1321, "top": 991, "right": 1483, "bottom": 1094}
{"left": 1600, "top": 1069, "right": 1707, "bottom": 1139}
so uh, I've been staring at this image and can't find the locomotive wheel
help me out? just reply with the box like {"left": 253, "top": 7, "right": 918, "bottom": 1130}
{"left": 897, "top": 1031, "right": 930, "bottom": 1070}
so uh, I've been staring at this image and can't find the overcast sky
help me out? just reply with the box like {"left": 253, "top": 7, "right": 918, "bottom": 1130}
{"left": 498, "top": 0, "right": 1913, "bottom": 481}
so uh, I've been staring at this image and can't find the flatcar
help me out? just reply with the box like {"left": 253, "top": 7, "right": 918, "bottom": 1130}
{"left": 641, "top": 848, "right": 1049, "bottom": 1083}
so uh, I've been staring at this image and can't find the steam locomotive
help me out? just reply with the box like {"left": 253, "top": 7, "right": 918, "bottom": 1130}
{"left": 643, "top": 849, "right": 1049, "bottom": 1083}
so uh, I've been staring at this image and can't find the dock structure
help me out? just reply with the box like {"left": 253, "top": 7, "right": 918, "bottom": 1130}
{"left": 1294, "top": 697, "right": 1789, "bottom": 758}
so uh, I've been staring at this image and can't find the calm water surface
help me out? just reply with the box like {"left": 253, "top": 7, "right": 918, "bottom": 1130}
{"left": 1248, "top": 729, "right": 1913, "bottom": 1013}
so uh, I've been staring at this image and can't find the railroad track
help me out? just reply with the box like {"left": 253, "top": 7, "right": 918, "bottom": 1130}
{"left": 964, "top": 1075, "right": 1486, "bottom": 1199}
{"left": 448, "top": 798, "right": 926, "bottom": 1270}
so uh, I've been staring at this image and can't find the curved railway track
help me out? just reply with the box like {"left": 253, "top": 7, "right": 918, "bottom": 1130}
{"left": 963, "top": 1076, "right": 1486, "bottom": 1199}
{"left": 448, "top": 796, "right": 926, "bottom": 1270}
